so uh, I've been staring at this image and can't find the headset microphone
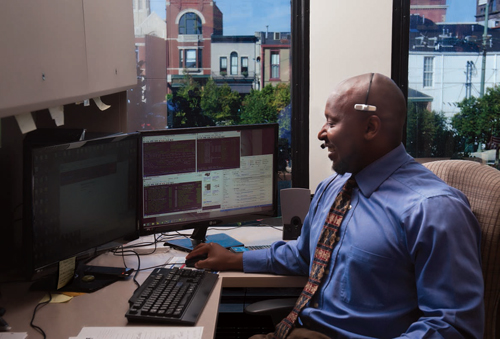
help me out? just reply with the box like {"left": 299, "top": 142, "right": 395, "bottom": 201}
{"left": 320, "top": 144, "right": 326, "bottom": 149}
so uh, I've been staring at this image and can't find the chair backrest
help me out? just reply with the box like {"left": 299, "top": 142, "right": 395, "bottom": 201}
{"left": 423, "top": 160, "right": 500, "bottom": 339}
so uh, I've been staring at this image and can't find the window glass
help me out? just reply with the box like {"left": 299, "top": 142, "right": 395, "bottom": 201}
{"left": 127, "top": 0, "right": 294, "bottom": 188}
{"left": 220, "top": 57, "right": 227, "bottom": 73}
{"left": 271, "top": 51, "right": 280, "bottom": 79}
{"left": 241, "top": 57, "right": 249, "bottom": 75}
{"left": 179, "top": 12, "right": 202, "bottom": 34}
{"left": 186, "top": 49, "right": 196, "bottom": 68}
{"left": 407, "top": 0, "right": 500, "bottom": 168}
{"left": 230, "top": 52, "right": 238, "bottom": 75}
{"left": 423, "top": 57, "right": 433, "bottom": 87}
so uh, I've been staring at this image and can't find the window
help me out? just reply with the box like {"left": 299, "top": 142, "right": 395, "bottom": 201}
{"left": 179, "top": 12, "right": 202, "bottom": 35}
{"left": 423, "top": 57, "right": 433, "bottom": 87}
{"left": 404, "top": 0, "right": 500, "bottom": 163}
{"left": 241, "top": 57, "right": 248, "bottom": 75}
{"left": 220, "top": 57, "right": 227, "bottom": 74}
{"left": 185, "top": 49, "right": 197, "bottom": 68}
{"left": 274, "top": 32, "right": 281, "bottom": 40}
{"left": 230, "top": 52, "right": 238, "bottom": 75}
{"left": 271, "top": 51, "right": 280, "bottom": 79}
{"left": 128, "top": 0, "right": 302, "bottom": 189}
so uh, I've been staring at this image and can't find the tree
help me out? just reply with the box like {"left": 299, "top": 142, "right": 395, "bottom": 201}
{"left": 171, "top": 75, "right": 215, "bottom": 128}
{"left": 453, "top": 86, "right": 500, "bottom": 151}
{"left": 406, "top": 102, "right": 458, "bottom": 157}
{"left": 200, "top": 79, "right": 242, "bottom": 125}
{"left": 240, "top": 84, "right": 290, "bottom": 124}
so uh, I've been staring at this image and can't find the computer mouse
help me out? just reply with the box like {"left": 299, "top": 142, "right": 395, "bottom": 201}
{"left": 185, "top": 254, "right": 208, "bottom": 267}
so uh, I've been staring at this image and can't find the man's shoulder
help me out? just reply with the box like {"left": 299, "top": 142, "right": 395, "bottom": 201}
{"left": 391, "top": 160, "right": 467, "bottom": 202}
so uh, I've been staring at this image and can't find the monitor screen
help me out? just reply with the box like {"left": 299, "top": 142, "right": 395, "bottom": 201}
{"left": 139, "top": 124, "right": 278, "bottom": 242}
{"left": 23, "top": 133, "right": 139, "bottom": 278}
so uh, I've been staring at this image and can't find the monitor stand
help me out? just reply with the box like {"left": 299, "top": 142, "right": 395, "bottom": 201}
{"left": 29, "top": 264, "right": 121, "bottom": 293}
{"left": 164, "top": 226, "right": 244, "bottom": 252}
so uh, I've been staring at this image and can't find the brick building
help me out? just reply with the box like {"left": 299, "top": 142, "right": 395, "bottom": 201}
{"left": 166, "top": 0, "right": 223, "bottom": 90}
{"left": 410, "top": 0, "right": 448, "bottom": 23}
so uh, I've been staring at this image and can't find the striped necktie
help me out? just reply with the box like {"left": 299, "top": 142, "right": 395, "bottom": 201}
{"left": 274, "top": 177, "right": 357, "bottom": 338}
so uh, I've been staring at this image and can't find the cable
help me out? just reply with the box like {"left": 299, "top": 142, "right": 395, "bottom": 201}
{"left": 30, "top": 291, "right": 52, "bottom": 339}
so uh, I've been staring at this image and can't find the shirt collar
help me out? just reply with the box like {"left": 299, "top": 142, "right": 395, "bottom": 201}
{"left": 354, "top": 143, "right": 412, "bottom": 198}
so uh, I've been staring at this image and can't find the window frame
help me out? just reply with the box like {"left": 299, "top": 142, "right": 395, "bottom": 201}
{"left": 220, "top": 56, "right": 228, "bottom": 74}
{"left": 230, "top": 51, "right": 238, "bottom": 75}
{"left": 185, "top": 49, "right": 197, "bottom": 68}
{"left": 179, "top": 12, "right": 202, "bottom": 35}
{"left": 423, "top": 56, "right": 434, "bottom": 88}
{"left": 241, "top": 56, "right": 248, "bottom": 75}
{"left": 290, "top": 0, "right": 310, "bottom": 188}
{"left": 270, "top": 50, "right": 280, "bottom": 80}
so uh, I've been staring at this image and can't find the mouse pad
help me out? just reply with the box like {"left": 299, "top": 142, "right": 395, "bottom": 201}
{"left": 165, "top": 233, "right": 244, "bottom": 252}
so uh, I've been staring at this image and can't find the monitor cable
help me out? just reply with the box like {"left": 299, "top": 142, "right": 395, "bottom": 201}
{"left": 30, "top": 291, "right": 51, "bottom": 339}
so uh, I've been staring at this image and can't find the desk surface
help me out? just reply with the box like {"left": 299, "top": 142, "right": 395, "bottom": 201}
{"left": 1, "top": 226, "right": 307, "bottom": 339}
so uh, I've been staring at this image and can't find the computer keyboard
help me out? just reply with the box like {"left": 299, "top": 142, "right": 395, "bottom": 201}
{"left": 125, "top": 267, "right": 218, "bottom": 325}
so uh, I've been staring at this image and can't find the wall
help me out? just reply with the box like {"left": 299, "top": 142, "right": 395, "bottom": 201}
{"left": 308, "top": 0, "right": 394, "bottom": 192}
{"left": 409, "top": 51, "right": 500, "bottom": 118}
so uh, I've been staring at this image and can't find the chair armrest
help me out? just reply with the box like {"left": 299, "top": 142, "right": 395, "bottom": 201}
{"left": 244, "top": 298, "right": 297, "bottom": 324}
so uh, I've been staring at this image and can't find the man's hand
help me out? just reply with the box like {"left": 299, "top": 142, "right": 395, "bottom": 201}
{"left": 186, "top": 242, "right": 244, "bottom": 271}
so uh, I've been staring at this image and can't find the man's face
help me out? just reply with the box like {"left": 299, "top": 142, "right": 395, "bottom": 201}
{"left": 318, "top": 93, "right": 365, "bottom": 174}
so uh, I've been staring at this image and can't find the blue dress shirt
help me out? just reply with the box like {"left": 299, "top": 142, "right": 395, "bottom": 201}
{"left": 243, "top": 144, "right": 484, "bottom": 338}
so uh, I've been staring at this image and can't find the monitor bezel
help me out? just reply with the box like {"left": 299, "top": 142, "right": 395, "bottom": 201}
{"left": 137, "top": 123, "right": 279, "bottom": 236}
{"left": 23, "top": 133, "right": 140, "bottom": 280}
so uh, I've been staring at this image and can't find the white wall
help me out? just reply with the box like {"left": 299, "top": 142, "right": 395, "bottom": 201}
{"left": 309, "top": 0, "right": 394, "bottom": 192}
{"left": 408, "top": 52, "right": 500, "bottom": 118}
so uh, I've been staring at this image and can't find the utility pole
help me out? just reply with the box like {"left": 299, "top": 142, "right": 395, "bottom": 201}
{"left": 465, "top": 61, "right": 473, "bottom": 99}
{"left": 480, "top": 0, "right": 490, "bottom": 97}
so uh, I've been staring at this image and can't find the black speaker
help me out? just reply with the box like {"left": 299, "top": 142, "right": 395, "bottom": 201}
{"left": 280, "top": 188, "right": 311, "bottom": 240}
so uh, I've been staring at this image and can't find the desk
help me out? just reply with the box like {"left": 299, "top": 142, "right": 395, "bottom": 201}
{"left": 1, "top": 226, "right": 307, "bottom": 339}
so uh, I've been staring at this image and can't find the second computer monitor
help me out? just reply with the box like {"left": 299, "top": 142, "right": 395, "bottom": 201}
{"left": 138, "top": 124, "right": 278, "bottom": 243}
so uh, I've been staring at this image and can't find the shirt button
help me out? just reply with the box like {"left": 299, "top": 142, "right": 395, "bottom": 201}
{"left": 336, "top": 236, "right": 341, "bottom": 242}
{"left": 324, "top": 269, "right": 329, "bottom": 275}
{"left": 348, "top": 205, "right": 352, "bottom": 210}
{"left": 313, "top": 303, "right": 319, "bottom": 308}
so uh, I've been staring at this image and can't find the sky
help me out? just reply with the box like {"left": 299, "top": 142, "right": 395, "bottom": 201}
{"left": 150, "top": 1, "right": 477, "bottom": 32}
{"left": 446, "top": 0, "right": 477, "bottom": 23}
{"left": 150, "top": 0, "right": 291, "bottom": 35}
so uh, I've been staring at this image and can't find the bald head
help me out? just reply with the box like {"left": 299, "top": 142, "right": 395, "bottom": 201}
{"left": 319, "top": 73, "right": 407, "bottom": 173}
{"left": 333, "top": 73, "right": 406, "bottom": 143}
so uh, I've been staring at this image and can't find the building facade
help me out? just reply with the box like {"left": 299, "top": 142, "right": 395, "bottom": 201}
{"left": 256, "top": 31, "right": 291, "bottom": 89}
{"left": 166, "top": 0, "right": 223, "bottom": 89}
{"left": 410, "top": 0, "right": 448, "bottom": 23}
{"left": 210, "top": 35, "right": 258, "bottom": 94}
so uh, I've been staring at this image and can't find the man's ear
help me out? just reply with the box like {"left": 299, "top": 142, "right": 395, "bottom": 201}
{"left": 364, "top": 115, "right": 380, "bottom": 140}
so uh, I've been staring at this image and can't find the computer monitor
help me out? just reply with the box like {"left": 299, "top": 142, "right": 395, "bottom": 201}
{"left": 138, "top": 124, "right": 278, "bottom": 249}
{"left": 23, "top": 133, "right": 139, "bottom": 284}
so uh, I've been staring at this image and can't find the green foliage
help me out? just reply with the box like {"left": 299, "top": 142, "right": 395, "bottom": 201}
{"left": 240, "top": 84, "right": 290, "bottom": 124}
{"left": 406, "top": 102, "right": 459, "bottom": 157}
{"left": 171, "top": 75, "right": 215, "bottom": 128}
{"left": 453, "top": 86, "right": 500, "bottom": 148}
{"left": 201, "top": 79, "right": 241, "bottom": 125}
{"left": 170, "top": 75, "right": 291, "bottom": 129}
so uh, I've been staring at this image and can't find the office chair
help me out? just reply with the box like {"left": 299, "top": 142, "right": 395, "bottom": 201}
{"left": 246, "top": 160, "right": 500, "bottom": 339}
{"left": 423, "top": 160, "right": 500, "bottom": 339}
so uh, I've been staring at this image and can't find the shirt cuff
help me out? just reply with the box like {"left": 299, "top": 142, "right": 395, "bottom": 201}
{"left": 242, "top": 248, "right": 269, "bottom": 273}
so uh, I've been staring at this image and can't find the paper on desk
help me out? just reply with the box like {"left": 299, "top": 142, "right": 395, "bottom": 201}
{"left": 0, "top": 333, "right": 27, "bottom": 339}
{"left": 75, "top": 326, "right": 203, "bottom": 339}
{"left": 168, "top": 256, "right": 187, "bottom": 264}
{"left": 40, "top": 293, "right": 73, "bottom": 304}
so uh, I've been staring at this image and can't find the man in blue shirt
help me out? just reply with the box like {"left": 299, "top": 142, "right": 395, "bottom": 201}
{"left": 187, "top": 73, "right": 484, "bottom": 338}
